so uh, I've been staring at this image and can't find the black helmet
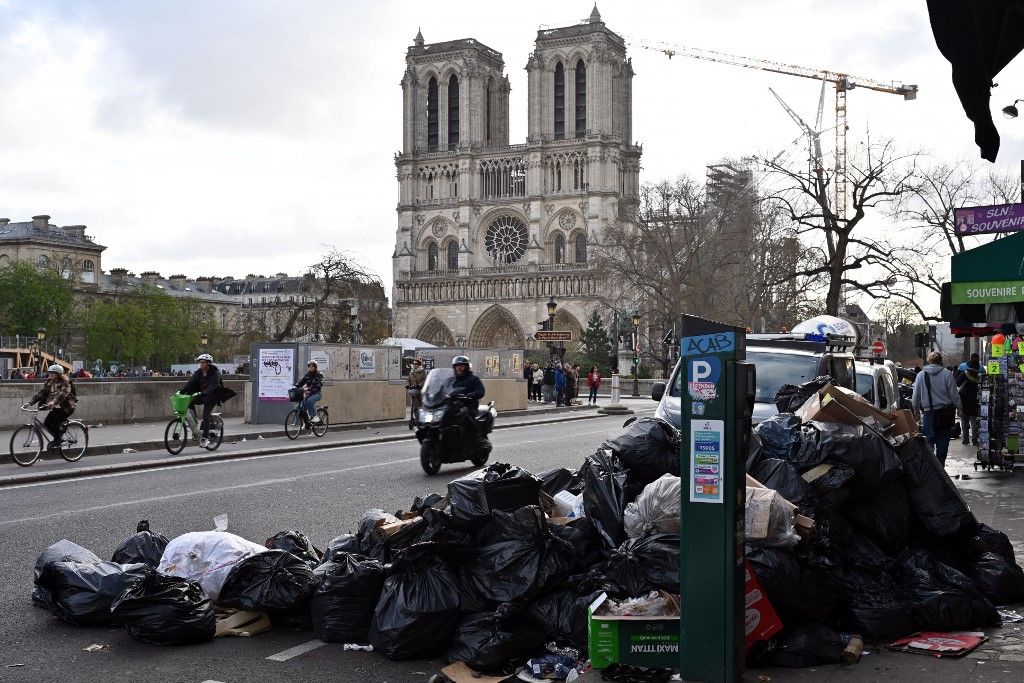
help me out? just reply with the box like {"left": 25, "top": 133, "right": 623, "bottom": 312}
{"left": 452, "top": 355, "right": 471, "bottom": 369}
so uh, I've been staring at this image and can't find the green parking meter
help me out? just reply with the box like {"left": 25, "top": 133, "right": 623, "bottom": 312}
{"left": 678, "top": 315, "right": 754, "bottom": 682}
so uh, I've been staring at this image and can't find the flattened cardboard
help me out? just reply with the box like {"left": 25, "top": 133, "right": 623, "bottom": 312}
{"left": 798, "top": 383, "right": 893, "bottom": 430}
{"left": 891, "top": 409, "right": 920, "bottom": 437}
{"left": 440, "top": 662, "right": 515, "bottom": 683}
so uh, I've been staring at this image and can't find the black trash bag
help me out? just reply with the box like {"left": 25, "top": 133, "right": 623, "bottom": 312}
{"left": 445, "top": 604, "right": 546, "bottom": 672}
{"left": 581, "top": 449, "right": 638, "bottom": 551}
{"left": 417, "top": 508, "right": 476, "bottom": 555}
{"left": 110, "top": 573, "right": 215, "bottom": 645}
{"left": 466, "top": 507, "right": 575, "bottom": 603}
{"left": 111, "top": 520, "right": 170, "bottom": 568}
{"left": 265, "top": 531, "right": 323, "bottom": 569}
{"left": 803, "top": 507, "right": 855, "bottom": 562}
{"left": 753, "top": 414, "right": 802, "bottom": 461}
{"left": 538, "top": 468, "right": 582, "bottom": 496}
{"left": 811, "top": 421, "right": 902, "bottom": 491}
{"left": 843, "top": 481, "right": 911, "bottom": 556}
{"left": 448, "top": 463, "right": 543, "bottom": 527}
{"left": 893, "top": 550, "right": 1000, "bottom": 631}
{"left": 324, "top": 534, "right": 361, "bottom": 562}
{"left": 793, "top": 554, "right": 847, "bottom": 623}
{"left": 267, "top": 597, "right": 314, "bottom": 631}
{"left": 959, "top": 552, "right": 1024, "bottom": 607}
{"left": 748, "top": 458, "right": 818, "bottom": 513}
{"left": 549, "top": 516, "right": 603, "bottom": 572}
{"left": 789, "top": 423, "right": 828, "bottom": 471}
{"left": 35, "top": 561, "right": 150, "bottom": 626}
{"left": 753, "top": 623, "right": 851, "bottom": 668}
{"left": 311, "top": 553, "right": 387, "bottom": 643}
{"left": 774, "top": 375, "right": 830, "bottom": 414}
{"left": 358, "top": 509, "right": 400, "bottom": 556}
{"left": 410, "top": 493, "right": 445, "bottom": 514}
{"left": 604, "top": 532, "right": 680, "bottom": 596}
{"left": 528, "top": 586, "right": 604, "bottom": 656}
{"left": 369, "top": 543, "right": 462, "bottom": 660}
{"left": 843, "top": 532, "right": 893, "bottom": 574}
{"left": 746, "top": 430, "right": 765, "bottom": 473}
{"left": 843, "top": 569, "right": 917, "bottom": 641}
{"left": 974, "top": 523, "right": 1017, "bottom": 564}
{"left": 894, "top": 435, "right": 978, "bottom": 540}
{"left": 217, "top": 550, "right": 317, "bottom": 611}
{"left": 600, "top": 417, "right": 681, "bottom": 486}
{"left": 806, "top": 463, "right": 856, "bottom": 509}
{"left": 32, "top": 540, "right": 101, "bottom": 607}
{"left": 361, "top": 517, "right": 430, "bottom": 564}
{"left": 745, "top": 547, "right": 803, "bottom": 619}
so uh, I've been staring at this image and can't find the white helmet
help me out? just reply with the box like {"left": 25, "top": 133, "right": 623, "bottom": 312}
{"left": 47, "top": 364, "right": 65, "bottom": 374}
{"left": 195, "top": 353, "right": 214, "bottom": 362}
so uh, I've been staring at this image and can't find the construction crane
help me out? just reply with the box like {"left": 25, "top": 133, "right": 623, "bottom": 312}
{"left": 626, "top": 38, "right": 918, "bottom": 220}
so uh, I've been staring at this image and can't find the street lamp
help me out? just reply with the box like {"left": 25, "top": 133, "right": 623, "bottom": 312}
{"left": 35, "top": 327, "right": 47, "bottom": 376}
{"left": 1002, "top": 99, "right": 1024, "bottom": 119}
{"left": 200, "top": 332, "right": 209, "bottom": 350}
{"left": 546, "top": 297, "right": 557, "bottom": 361}
{"left": 631, "top": 311, "right": 641, "bottom": 397}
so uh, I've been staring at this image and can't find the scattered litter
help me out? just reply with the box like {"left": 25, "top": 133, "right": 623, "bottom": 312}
{"left": 604, "top": 592, "right": 674, "bottom": 617}
{"left": 889, "top": 631, "right": 987, "bottom": 658}
{"left": 214, "top": 609, "right": 272, "bottom": 638}
{"left": 122, "top": 448, "right": 137, "bottom": 454}
{"left": 214, "top": 514, "right": 229, "bottom": 532}
{"left": 999, "top": 609, "right": 1024, "bottom": 623}
{"left": 5, "top": 664, "right": 25, "bottom": 668}
{"left": 82, "top": 644, "right": 111, "bottom": 652}
{"left": 93, "top": 423, "right": 103, "bottom": 428}
{"left": 526, "top": 653, "right": 577, "bottom": 679}
{"left": 342, "top": 643, "right": 373, "bottom": 651}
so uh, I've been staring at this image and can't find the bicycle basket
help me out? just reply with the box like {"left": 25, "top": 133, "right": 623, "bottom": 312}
{"left": 170, "top": 392, "right": 194, "bottom": 415}
{"left": 288, "top": 387, "right": 303, "bottom": 402}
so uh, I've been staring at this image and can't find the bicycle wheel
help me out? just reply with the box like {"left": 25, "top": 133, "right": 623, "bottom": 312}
{"left": 312, "top": 408, "right": 329, "bottom": 437}
{"left": 10, "top": 425, "right": 43, "bottom": 467}
{"left": 205, "top": 415, "right": 224, "bottom": 451}
{"left": 164, "top": 418, "right": 189, "bottom": 455}
{"left": 59, "top": 422, "right": 88, "bottom": 462}
{"left": 284, "top": 408, "right": 303, "bottom": 440}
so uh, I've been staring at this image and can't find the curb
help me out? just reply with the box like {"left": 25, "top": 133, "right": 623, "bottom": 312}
{"left": 0, "top": 407, "right": 618, "bottom": 487}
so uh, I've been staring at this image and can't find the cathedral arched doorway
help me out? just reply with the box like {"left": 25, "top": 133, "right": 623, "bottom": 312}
{"left": 468, "top": 305, "right": 526, "bottom": 349}
{"left": 415, "top": 316, "right": 456, "bottom": 347}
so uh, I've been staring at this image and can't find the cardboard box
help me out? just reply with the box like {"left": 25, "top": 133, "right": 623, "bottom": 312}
{"left": 890, "top": 409, "right": 919, "bottom": 437}
{"left": 744, "top": 560, "right": 783, "bottom": 651}
{"left": 588, "top": 592, "right": 680, "bottom": 669}
{"left": 797, "top": 383, "right": 893, "bottom": 431}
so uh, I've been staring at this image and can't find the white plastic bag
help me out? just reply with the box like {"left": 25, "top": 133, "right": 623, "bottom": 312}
{"left": 157, "top": 531, "right": 265, "bottom": 601}
{"left": 745, "top": 487, "right": 800, "bottom": 549}
{"left": 623, "top": 474, "right": 681, "bottom": 539}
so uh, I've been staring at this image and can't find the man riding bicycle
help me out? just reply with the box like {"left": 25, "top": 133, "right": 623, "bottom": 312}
{"left": 180, "top": 353, "right": 223, "bottom": 448}
{"left": 294, "top": 360, "right": 324, "bottom": 424}
{"left": 23, "top": 364, "right": 77, "bottom": 452}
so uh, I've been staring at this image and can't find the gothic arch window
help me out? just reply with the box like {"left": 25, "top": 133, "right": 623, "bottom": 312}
{"left": 37, "top": 254, "right": 49, "bottom": 269}
{"left": 60, "top": 257, "right": 73, "bottom": 279}
{"left": 447, "top": 74, "right": 460, "bottom": 149}
{"left": 554, "top": 233, "right": 566, "bottom": 264}
{"left": 427, "top": 77, "right": 438, "bottom": 151}
{"left": 446, "top": 240, "right": 458, "bottom": 270}
{"left": 575, "top": 59, "right": 586, "bottom": 138}
{"left": 574, "top": 233, "right": 587, "bottom": 263}
{"left": 427, "top": 242, "right": 439, "bottom": 272}
{"left": 554, "top": 62, "right": 565, "bottom": 140}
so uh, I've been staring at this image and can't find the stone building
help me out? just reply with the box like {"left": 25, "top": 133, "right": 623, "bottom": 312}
{"left": 391, "top": 6, "right": 641, "bottom": 350}
{"left": 0, "top": 215, "right": 104, "bottom": 286}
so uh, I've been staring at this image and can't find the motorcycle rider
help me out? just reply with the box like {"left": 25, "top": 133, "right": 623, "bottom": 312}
{"left": 446, "top": 356, "right": 486, "bottom": 442}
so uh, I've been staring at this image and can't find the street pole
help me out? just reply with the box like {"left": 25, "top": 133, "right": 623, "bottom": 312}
{"left": 598, "top": 371, "right": 633, "bottom": 415}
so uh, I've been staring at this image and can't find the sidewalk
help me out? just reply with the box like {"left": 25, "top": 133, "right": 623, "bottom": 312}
{"left": 0, "top": 397, "right": 655, "bottom": 485}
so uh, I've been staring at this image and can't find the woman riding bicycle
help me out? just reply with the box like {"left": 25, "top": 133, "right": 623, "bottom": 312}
{"left": 295, "top": 360, "right": 324, "bottom": 424}
{"left": 23, "top": 364, "right": 77, "bottom": 452}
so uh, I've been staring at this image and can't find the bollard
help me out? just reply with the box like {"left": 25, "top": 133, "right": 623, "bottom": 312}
{"left": 597, "top": 372, "right": 633, "bottom": 415}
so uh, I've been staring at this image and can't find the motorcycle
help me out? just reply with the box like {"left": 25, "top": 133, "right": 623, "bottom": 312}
{"left": 414, "top": 367, "right": 496, "bottom": 475}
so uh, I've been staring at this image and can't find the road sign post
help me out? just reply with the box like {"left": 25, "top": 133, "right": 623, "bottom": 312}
{"left": 678, "top": 315, "right": 754, "bottom": 682}
{"left": 871, "top": 339, "right": 886, "bottom": 357}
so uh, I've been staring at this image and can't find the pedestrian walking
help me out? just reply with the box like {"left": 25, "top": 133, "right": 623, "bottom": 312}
{"left": 587, "top": 366, "right": 601, "bottom": 405}
{"left": 957, "top": 355, "right": 981, "bottom": 446}
{"left": 407, "top": 358, "right": 427, "bottom": 429}
{"left": 570, "top": 364, "right": 582, "bottom": 405}
{"left": 542, "top": 362, "right": 556, "bottom": 404}
{"left": 554, "top": 363, "right": 567, "bottom": 407}
{"left": 531, "top": 363, "right": 543, "bottom": 401}
{"left": 912, "top": 351, "right": 962, "bottom": 466}
{"left": 524, "top": 362, "right": 535, "bottom": 402}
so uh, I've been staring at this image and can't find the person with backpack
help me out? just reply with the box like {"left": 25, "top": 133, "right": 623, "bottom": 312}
{"left": 957, "top": 356, "right": 981, "bottom": 446}
{"left": 554, "top": 363, "right": 567, "bottom": 407}
{"left": 542, "top": 362, "right": 556, "bottom": 404}
{"left": 23, "top": 364, "right": 77, "bottom": 452}
{"left": 912, "top": 351, "right": 962, "bottom": 466}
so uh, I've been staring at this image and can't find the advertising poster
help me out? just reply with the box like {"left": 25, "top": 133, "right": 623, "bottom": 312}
{"left": 485, "top": 355, "right": 500, "bottom": 376}
{"left": 309, "top": 350, "right": 330, "bottom": 374}
{"left": 258, "top": 348, "right": 294, "bottom": 401}
{"left": 512, "top": 354, "right": 523, "bottom": 375}
{"left": 689, "top": 419, "right": 725, "bottom": 503}
{"left": 358, "top": 349, "right": 376, "bottom": 374}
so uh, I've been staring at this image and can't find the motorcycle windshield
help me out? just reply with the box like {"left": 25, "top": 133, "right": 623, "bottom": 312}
{"left": 422, "top": 367, "right": 456, "bottom": 407}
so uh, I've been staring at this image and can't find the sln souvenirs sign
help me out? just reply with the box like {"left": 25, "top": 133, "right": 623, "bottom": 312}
{"left": 952, "top": 280, "right": 1024, "bottom": 305}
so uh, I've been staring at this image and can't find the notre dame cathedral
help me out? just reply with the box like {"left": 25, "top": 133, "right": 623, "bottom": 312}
{"left": 392, "top": 6, "right": 641, "bottom": 350}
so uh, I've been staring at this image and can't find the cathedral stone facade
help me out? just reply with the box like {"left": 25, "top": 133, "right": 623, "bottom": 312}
{"left": 392, "top": 7, "right": 641, "bottom": 351}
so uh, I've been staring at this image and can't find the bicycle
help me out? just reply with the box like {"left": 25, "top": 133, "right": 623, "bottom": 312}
{"left": 10, "top": 406, "right": 89, "bottom": 467}
{"left": 284, "top": 402, "right": 329, "bottom": 440}
{"left": 164, "top": 392, "right": 224, "bottom": 455}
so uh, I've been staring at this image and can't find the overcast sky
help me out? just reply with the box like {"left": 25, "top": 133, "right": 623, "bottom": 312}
{"left": 2, "top": 0, "right": 1023, "bottom": 307}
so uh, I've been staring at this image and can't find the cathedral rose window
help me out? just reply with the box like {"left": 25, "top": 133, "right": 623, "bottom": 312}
{"left": 484, "top": 215, "right": 528, "bottom": 264}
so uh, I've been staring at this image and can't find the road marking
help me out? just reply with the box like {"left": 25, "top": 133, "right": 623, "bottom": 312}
{"left": 200, "top": 680, "right": 226, "bottom": 683}
{"left": 266, "top": 639, "right": 326, "bottom": 661}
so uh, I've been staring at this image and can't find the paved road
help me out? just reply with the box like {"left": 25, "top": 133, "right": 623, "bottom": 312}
{"left": 0, "top": 412, "right": 646, "bottom": 683}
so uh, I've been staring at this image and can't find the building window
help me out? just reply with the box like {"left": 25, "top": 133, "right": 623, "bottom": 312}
{"left": 446, "top": 240, "right": 458, "bottom": 270}
{"left": 60, "top": 257, "right": 73, "bottom": 279}
{"left": 37, "top": 255, "right": 49, "bottom": 269}
{"left": 486, "top": 77, "right": 493, "bottom": 144}
{"left": 427, "top": 242, "right": 439, "bottom": 271}
{"left": 484, "top": 215, "right": 529, "bottom": 265}
{"left": 575, "top": 60, "right": 586, "bottom": 137}
{"left": 447, "top": 74, "right": 460, "bottom": 150}
{"left": 554, "top": 234, "right": 566, "bottom": 264}
{"left": 574, "top": 233, "right": 587, "bottom": 263}
{"left": 554, "top": 62, "right": 565, "bottom": 140}
{"left": 81, "top": 259, "right": 95, "bottom": 283}
{"left": 427, "top": 77, "right": 438, "bottom": 151}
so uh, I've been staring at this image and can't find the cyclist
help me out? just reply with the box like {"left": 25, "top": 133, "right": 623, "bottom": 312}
{"left": 23, "top": 364, "right": 77, "bottom": 452}
{"left": 294, "top": 360, "right": 324, "bottom": 424}
{"left": 180, "top": 353, "right": 222, "bottom": 448}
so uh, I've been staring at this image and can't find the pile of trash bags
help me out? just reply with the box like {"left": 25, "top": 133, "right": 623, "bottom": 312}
{"left": 746, "top": 379, "right": 1024, "bottom": 667}
{"left": 30, "top": 417, "right": 684, "bottom": 679}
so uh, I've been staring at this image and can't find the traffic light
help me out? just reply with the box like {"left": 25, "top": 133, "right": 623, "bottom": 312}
{"left": 914, "top": 331, "right": 926, "bottom": 349}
